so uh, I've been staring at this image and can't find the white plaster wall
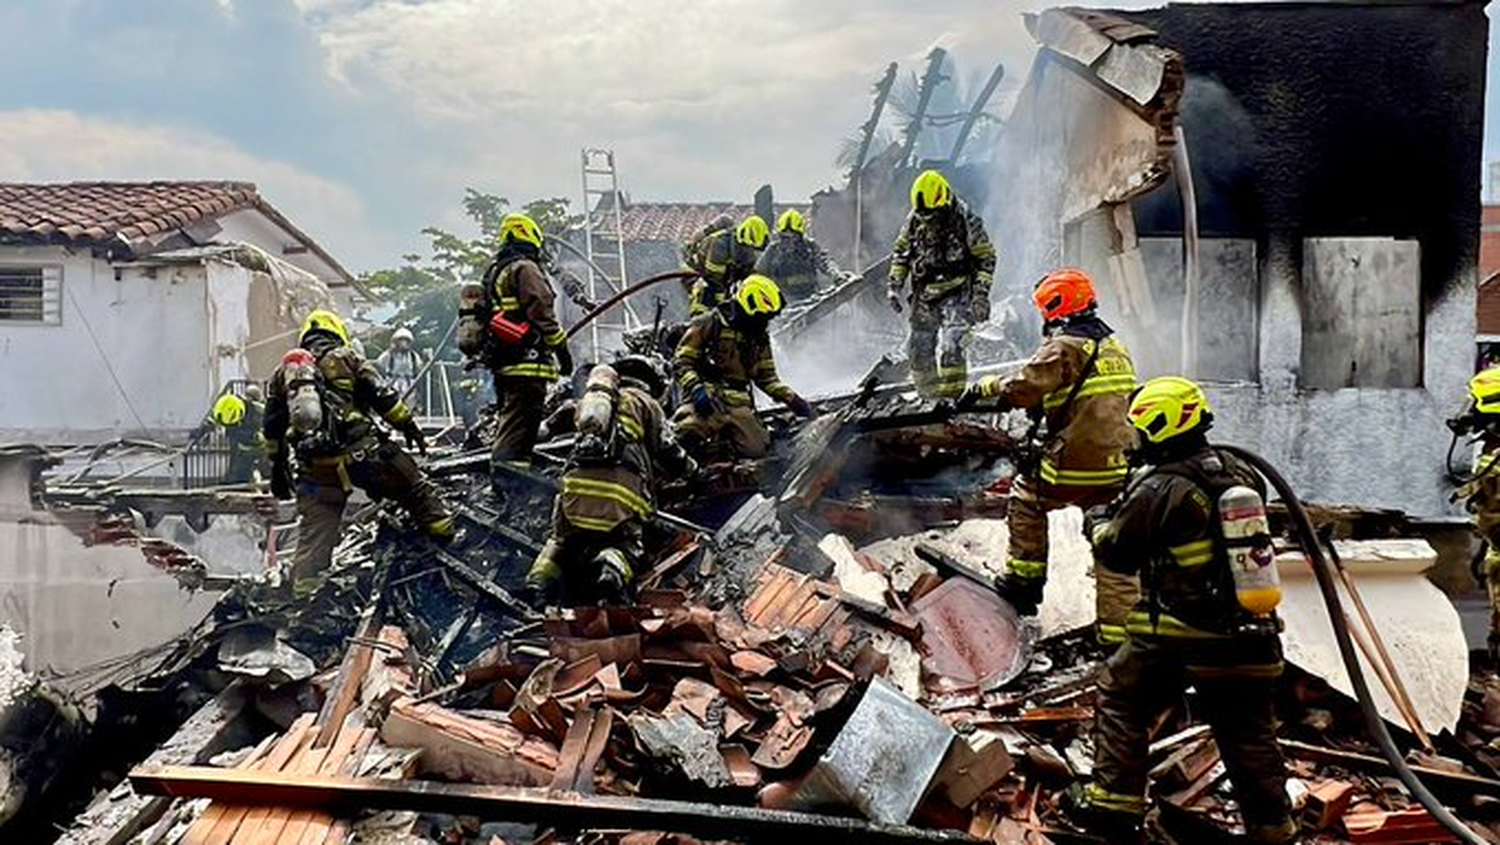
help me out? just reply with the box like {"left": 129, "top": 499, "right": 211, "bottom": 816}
{"left": 204, "top": 260, "right": 254, "bottom": 390}
{"left": 0, "top": 519, "right": 220, "bottom": 674}
{"left": 0, "top": 246, "right": 213, "bottom": 442}
{"left": 1201, "top": 242, "right": 1473, "bottom": 518}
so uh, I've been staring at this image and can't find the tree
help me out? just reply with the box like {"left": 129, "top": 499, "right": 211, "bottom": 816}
{"left": 360, "top": 189, "right": 583, "bottom": 357}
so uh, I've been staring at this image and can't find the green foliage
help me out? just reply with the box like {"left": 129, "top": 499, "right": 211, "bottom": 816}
{"left": 360, "top": 189, "right": 583, "bottom": 355}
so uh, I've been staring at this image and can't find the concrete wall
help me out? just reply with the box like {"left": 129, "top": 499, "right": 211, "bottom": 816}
{"left": 0, "top": 519, "right": 222, "bottom": 674}
{"left": 1202, "top": 237, "right": 1473, "bottom": 518}
{"left": 0, "top": 246, "right": 218, "bottom": 442}
{"left": 217, "top": 208, "right": 355, "bottom": 316}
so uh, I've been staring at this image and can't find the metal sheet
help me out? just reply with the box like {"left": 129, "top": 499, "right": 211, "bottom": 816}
{"left": 1096, "top": 44, "right": 1167, "bottom": 106}
{"left": 1036, "top": 9, "right": 1112, "bottom": 67}
{"left": 788, "top": 678, "right": 954, "bottom": 825}
{"left": 912, "top": 577, "right": 1032, "bottom": 692}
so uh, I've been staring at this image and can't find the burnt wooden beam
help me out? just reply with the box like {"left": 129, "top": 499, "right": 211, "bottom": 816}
{"left": 129, "top": 766, "right": 978, "bottom": 845}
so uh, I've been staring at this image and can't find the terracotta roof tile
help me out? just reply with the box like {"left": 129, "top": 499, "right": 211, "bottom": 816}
{"left": 602, "top": 201, "right": 812, "bottom": 244}
{"left": 0, "top": 181, "right": 260, "bottom": 247}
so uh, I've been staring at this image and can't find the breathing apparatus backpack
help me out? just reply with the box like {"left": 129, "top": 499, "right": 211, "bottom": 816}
{"left": 458, "top": 254, "right": 537, "bottom": 359}
{"left": 570, "top": 364, "right": 626, "bottom": 468}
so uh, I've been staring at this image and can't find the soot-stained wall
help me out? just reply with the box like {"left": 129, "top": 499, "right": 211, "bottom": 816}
{"left": 1112, "top": 1, "right": 1488, "bottom": 517}
{"left": 1126, "top": 1, "right": 1486, "bottom": 296}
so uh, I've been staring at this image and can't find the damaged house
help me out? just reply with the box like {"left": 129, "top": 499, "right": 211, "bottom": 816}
{"left": 995, "top": 2, "right": 1487, "bottom": 517}
{"left": 0, "top": 181, "right": 360, "bottom": 443}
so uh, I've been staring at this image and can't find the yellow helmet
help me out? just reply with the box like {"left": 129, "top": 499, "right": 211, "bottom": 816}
{"left": 734, "top": 274, "right": 783, "bottom": 318}
{"left": 734, "top": 215, "right": 770, "bottom": 249}
{"left": 301, "top": 308, "right": 350, "bottom": 346}
{"left": 776, "top": 209, "right": 807, "bottom": 235}
{"left": 1129, "top": 376, "right": 1211, "bottom": 444}
{"left": 499, "top": 212, "right": 543, "bottom": 249}
{"left": 1470, "top": 367, "right": 1500, "bottom": 415}
{"left": 212, "top": 393, "right": 246, "bottom": 426}
{"left": 910, "top": 169, "right": 953, "bottom": 212}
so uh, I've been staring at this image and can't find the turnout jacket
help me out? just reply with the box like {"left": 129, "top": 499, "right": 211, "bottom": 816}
{"left": 673, "top": 308, "right": 796, "bottom": 409}
{"left": 264, "top": 334, "right": 414, "bottom": 460}
{"left": 1092, "top": 446, "right": 1268, "bottom": 639}
{"left": 561, "top": 385, "right": 691, "bottom": 533}
{"left": 488, "top": 253, "right": 567, "bottom": 380}
{"left": 983, "top": 320, "right": 1136, "bottom": 488}
{"left": 887, "top": 200, "right": 996, "bottom": 302}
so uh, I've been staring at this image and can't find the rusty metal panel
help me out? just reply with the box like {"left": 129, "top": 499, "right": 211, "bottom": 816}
{"left": 912, "top": 578, "right": 1032, "bottom": 693}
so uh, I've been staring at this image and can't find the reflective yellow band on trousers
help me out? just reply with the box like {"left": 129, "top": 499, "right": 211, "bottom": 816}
{"left": 1006, "top": 557, "right": 1048, "bottom": 579}
{"left": 1039, "top": 460, "right": 1128, "bottom": 487}
{"left": 1082, "top": 784, "right": 1147, "bottom": 815}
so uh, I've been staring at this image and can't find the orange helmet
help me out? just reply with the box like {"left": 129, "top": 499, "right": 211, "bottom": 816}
{"left": 1032, "top": 268, "right": 1097, "bottom": 322}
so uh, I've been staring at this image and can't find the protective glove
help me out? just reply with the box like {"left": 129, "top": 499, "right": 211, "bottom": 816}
{"left": 887, "top": 288, "right": 904, "bottom": 314}
{"left": 400, "top": 420, "right": 429, "bottom": 456}
{"left": 554, "top": 343, "right": 575, "bottom": 379}
{"left": 787, "top": 394, "right": 816, "bottom": 419}
{"left": 956, "top": 383, "right": 987, "bottom": 411}
{"left": 691, "top": 385, "right": 716, "bottom": 417}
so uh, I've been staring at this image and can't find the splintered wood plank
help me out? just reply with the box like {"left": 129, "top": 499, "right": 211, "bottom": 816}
{"left": 230, "top": 722, "right": 334, "bottom": 844}
{"left": 185, "top": 716, "right": 315, "bottom": 845}
{"left": 240, "top": 720, "right": 359, "bottom": 844}
{"left": 288, "top": 726, "right": 377, "bottom": 845}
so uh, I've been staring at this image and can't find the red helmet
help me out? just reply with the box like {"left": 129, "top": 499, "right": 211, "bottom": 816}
{"left": 1032, "top": 268, "right": 1097, "bottom": 322}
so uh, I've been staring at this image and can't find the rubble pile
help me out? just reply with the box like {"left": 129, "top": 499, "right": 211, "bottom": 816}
{"left": 22, "top": 402, "right": 1500, "bottom": 845}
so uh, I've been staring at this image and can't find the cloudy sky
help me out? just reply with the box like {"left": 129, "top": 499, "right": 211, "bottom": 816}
{"left": 0, "top": 0, "right": 1496, "bottom": 274}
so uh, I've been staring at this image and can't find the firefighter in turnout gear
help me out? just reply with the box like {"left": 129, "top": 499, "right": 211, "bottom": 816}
{"left": 682, "top": 215, "right": 768, "bottom": 316}
{"left": 888, "top": 170, "right": 996, "bottom": 398}
{"left": 754, "top": 209, "right": 857, "bottom": 302}
{"left": 526, "top": 357, "right": 696, "bottom": 605}
{"left": 473, "top": 212, "right": 575, "bottom": 475}
{"left": 375, "top": 327, "right": 423, "bottom": 410}
{"left": 264, "top": 309, "right": 454, "bottom": 597}
{"left": 1075, "top": 376, "right": 1296, "bottom": 845}
{"left": 672, "top": 274, "right": 814, "bottom": 459}
{"left": 1450, "top": 366, "right": 1500, "bottom": 657}
{"left": 193, "top": 385, "right": 268, "bottom": 484}
{"left": 958, "top": 268, "right": 1137, "bottom": 638}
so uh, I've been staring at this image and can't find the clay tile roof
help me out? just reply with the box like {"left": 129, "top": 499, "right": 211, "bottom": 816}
{"left": 0, "top": 181, "right": 260, "bottom": 247}
{"left": 605, "top": 201, "right": 813, "bottom": 244}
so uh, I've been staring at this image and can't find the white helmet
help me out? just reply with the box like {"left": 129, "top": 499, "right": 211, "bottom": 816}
{"left": 393, "top": 327, "right": 414, "bottom": 344}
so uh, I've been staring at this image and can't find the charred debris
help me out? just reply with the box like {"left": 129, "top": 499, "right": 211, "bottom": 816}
{"left": 0, "top": 372, "right": 1492, "bottom": 845}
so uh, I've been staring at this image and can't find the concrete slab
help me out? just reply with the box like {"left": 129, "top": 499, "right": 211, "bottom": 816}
{"left": 1276, "top": 540, "right": 1467, "bottom": 733}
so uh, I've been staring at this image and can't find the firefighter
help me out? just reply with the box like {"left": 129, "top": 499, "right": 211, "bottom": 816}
{"left": 682, "top": 215, "right": 769, "bottom": 316}
{"left": 474, "top": 212, "right": 574, "bottom": 475}
{"left": 888, "top": 170, "right": 996, "bottom": 398}
{"left": 192, "top": 386, "right": 267, "bottom": 485}
{"left": 755, "top": 209, "right": 857, "bottom": 302}
{"left": 264, "top": 309, "right": 454, "bottom": 597}
{"left": 1074, "top": 376, "right": 1295, "bottom": 845}
{"left": 1450, "top": 366, "right": 1500, "bottom": 657}
{"left": 375, "top": 327, "right": 423, "bottom": 409}
{"left": 958, "top": 268, "right": 1137, "bottom": 640}
{"left": 672, "top": 274, "right": 814, "bottom": 459}
{"left": 525, "top": 356, "right": 696, "bottom": 605}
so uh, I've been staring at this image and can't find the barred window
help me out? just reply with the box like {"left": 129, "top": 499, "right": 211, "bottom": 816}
{"left": 0, "top": 266, "right": 62, "bottom": 325}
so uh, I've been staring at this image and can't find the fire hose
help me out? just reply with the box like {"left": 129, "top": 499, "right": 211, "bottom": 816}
{"left": 566, "top": 270, "right": 699, "bottom": 341}
{"left": 1220, "top": 445, "right": 1484, "bottom": 845}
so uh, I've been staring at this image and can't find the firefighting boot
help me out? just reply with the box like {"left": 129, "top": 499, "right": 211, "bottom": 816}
{"left": 595, "top": 549, "right": 632, "bottom": 606}
{"left": 1061, "top": 784, "right": 1145, "bottom": 845}
{"left": 993, "top": 574, "right": 1044, "bottom": 617}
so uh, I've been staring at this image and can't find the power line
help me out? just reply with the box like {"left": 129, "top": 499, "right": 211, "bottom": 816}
{"left": 65, "top": 281, "right": 150, "bottom": 432}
